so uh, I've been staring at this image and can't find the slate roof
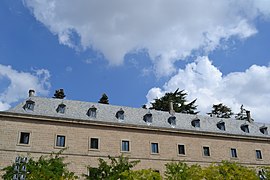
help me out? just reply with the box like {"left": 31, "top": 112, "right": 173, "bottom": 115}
{"left": 6, "top": 96, "right": 270, "bottom": 138}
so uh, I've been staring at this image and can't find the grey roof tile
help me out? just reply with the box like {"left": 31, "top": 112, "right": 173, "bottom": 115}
{"left": 6, "top": 96, "right": 270, "bottom": 138}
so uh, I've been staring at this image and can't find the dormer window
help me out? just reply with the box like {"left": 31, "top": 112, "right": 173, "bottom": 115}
{"left": 116, "top": 108, "right": 124, "bottom": 120}
{"left": 191, "top": 118, "right": 200, "bottom": 128}
{"left": 241, "top": 124, "right": 249, "bottom": 133}
{"left": 87, "top": 106, "right": 97, "bottom": 118}
{"left": 143, "top": 111, "right": 152, "bottom": 125}
{"left": 168, "top": 116, "right": 176, "bottom": 127}
{"left": 260, "top": 126, "right": 268, "bottom": 135}
{"left": 217, "top": 121, "right": 226, "bottom": 131}
{"left": 23, "top": 100, "right": 35, "bottom": 111}
{"left": 56, "top": 103, "right": 66, "bottom": 114}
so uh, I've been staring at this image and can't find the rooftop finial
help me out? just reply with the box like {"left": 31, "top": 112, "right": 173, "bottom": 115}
{"left": 169, "top": 100, "right": 175, "bottom": 116}
{"left": 28, "top": 89, "right": 35, "bottom": 97}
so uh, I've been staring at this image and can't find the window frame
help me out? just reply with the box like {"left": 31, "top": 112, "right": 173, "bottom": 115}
{"left": 217, "top": 121, "right": 226, "bottom": 131}
{"left": 144, "top": 112, "right": 153, "bottom": 125}
{"left": 260, "top": 127, "right": 268, "bottom": 135}
{"left": 56, "top": 104, "right": 66, "bottom": 114}
{"left": 256, "top": 149, "right": 263, "bottom": 160}
{"left": 150, "top": 142, "right": 159, "bottom": 154}
{"left": 230, "top": 148, "right": 238, "bottom": 158}
{"left": 24, "top": 100, "right": 35, "bottom": 111}
{"left": 191, "top": 119, "right": 200, "bottom": 128}
{"left": 240, "top": 124, "right": 249, "bottom": 133}
{"left": 87, "top": 107, "right": 97, "bottom": 118}
{"left": 17, "top": 131, "right": 31, "bottom": 146}
{"left": 121, "top": 140, "right": 130, "bottom": 152}
{"left": 55, "top": 135, "right": 66, "bottom": 148}
{"left": 116, "top": 109, "right": 125, "bottom": 121}
{"left": 202, "top": 146, "right": 210, "bottom": 157}
{"left": 89, "top": 137, "right": 100, "bottom": 151}
{"left": 177, "top": 144, "right": 186, "bottom": 156}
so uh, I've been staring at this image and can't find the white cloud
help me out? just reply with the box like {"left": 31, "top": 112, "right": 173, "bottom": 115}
{"left": 23, "top": 0, "right": 270, "bottom": 76}
{"left": 146, "top": 56, "right": 270, "bottom": 123}
{"left": 0, "top": 64, "right": 51, "bottom": 111}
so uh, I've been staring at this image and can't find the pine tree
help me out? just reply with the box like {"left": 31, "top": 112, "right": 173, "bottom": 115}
{"left": 207, "top": 103, "right": 233, "bottom": 118}
{"left": 98, "top": 93, "right": 109, "bottom": 104}
{"left": 150, "top": 89, "right": 198, "bottom": 114}
{"left": 53, "top": 89, "right": 66, "bottom": 99}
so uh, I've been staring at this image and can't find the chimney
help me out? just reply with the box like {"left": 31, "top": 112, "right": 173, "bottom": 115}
{"left": 246, "top": 110, "right": 252, "bottom": 122}
{"left": 169, "top": 100, "right": 175, "bottom": 115}
{"left": 28, "top": 89, "right": 35, "bottom": 97}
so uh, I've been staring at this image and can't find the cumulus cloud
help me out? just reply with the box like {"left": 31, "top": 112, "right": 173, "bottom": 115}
{"left": 23, "top": 0, "right": 270, "bottom": 76}
{"left": 0, "top": 64, "right": 51, "bottom": 111}
{"left": 146, "top": 56, "right": 270, "bottom": 123}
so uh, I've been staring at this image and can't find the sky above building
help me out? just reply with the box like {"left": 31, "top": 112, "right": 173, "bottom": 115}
{"left": 0, "top": 0, "right": 270, "bottom": 123}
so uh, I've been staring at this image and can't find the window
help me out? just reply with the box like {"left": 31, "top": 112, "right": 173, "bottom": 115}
{"left": 217, "top": 121, "right": 225, "bottom": 131}
{"left": 168, "top": 116, "right": 176, "bottom": 127}
{"left": 203, "top": 146, "right": 210, "bottom": 156}
{"left": 178, "top": 144, "right": 185, "bottom": 155}
{"left": 56, "top": 104, "right": 66, "bottom": 114}
{"left": 151, "top": 143, "right": 159, "bottom": 154}
{"left": 90, "top": 138, "right": 99, "bottom": 150}
{"left": 191, "top": 119, "right": 200, "bottom": 128}
{"left": 260, "top": 127, "right": 268, "bottom": 135}
{"left": 116, "top": 108, "right": 125, "bottom": 120}
{"left": 241, "top": 124, "right": 249, "bottom": 133}
{"left": 87, "top": 106, "right": 97, "bottom": 118}
{"left": 143, "top": 112, "right": 153, "bottom": 125}
{"left": 19, "top": 132, "right": 30, "bottom": 144}
{"left": 56, "top": 135, "right": 65, "bottom": 147}
{"left": 24, "top": 100, "right": 35, "bottom": 111}
{"left": 121, "top": 140, "right": 130, "bottom": 152}
{"left": 256, "top": 150, "right": 263, "bottom": 160}
{"left": 231, "top": 148, "right": 237, "bottom": 158}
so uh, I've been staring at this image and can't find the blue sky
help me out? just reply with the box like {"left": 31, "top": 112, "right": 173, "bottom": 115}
{"left": 1, "top": 0, "right": 270, "bottom": 123}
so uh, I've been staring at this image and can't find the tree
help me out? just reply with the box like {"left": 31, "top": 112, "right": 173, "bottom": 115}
{"left": 98, "top": 93, "right": 109, "bottom": 104}
{"left": 150, "top": 89, "right": 198, "bottom": 114}
{"left": 207, "top": 103, "right": 233, "bottom": 118}
{"left": 164, "top": 161, "right": 203, "bottom": 180}
{"left": 2, "top": 149, "right": 78, "bottom": 180}
{"left": 53, "top": 89, "right": 66, "bottom": 99}
{"left": 121, "top": 169, "right": 162, "bottom": 180}
{"left": 84, "top": 154, "right": 139, "bottom": 179}
{"left": 202, "top": 161, "right": 258, "bottom": 180}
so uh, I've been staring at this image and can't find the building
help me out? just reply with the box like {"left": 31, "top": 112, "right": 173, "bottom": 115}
{"left": 1, "top": 90, "right": 270, "bottom": 178}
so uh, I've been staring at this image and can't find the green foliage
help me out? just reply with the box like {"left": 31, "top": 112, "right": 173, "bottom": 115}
{"left": 121, "top": 169, "right": 162, "bottom": 180}
{"left": 84, "top": 154, "right": 140, "bottom": 180}
{"left": 53, "top": 89, "right": 66, "bottom": 99}
{"left": 207, "top": 103, "right": 233, "bottom": 118}
{"left": 150, "top": 89, "right": 198, "bottom": 114}
{"left": 203, "top": 161, "right": 258, "bottom": 180}
{"left": 2, "top": 149, "right": 78, "bottom": 180}
{"left": 164, "top": 161, "right": 203, "bottom": 180}
{"left": 98, "top": 93, "right": 109, "bottom": 104}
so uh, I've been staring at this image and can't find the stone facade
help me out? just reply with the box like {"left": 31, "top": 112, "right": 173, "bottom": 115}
{"left": 1, "top": 95, "right": 270, "bottom": 178}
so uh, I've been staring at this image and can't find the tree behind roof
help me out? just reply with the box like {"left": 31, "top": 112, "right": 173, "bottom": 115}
{"left": 207, "top": 103, "right": 233, "bottom": 118}
{"left": 98, "top": 93, "right": 109, "bottom": 104}
{"left": 150, "top": 89, "right": 198, "bottom": 114}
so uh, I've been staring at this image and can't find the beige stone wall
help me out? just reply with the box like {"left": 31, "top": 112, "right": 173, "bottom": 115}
{"left": 1, "top": 114, "right": 270, "bottom": 178}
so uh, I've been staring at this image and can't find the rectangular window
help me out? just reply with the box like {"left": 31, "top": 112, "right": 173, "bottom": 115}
{"left": 56, "top": 135, "right": 65, "bottom": 147}
{"left": 178, "top": 144, "right": 185, "bottom": 155}
{"left": 231, "top": 148, "right": 237, "bottom": 158}
{"left": 121, "top": 140, "right": 130, "bottom": 152}
{"left": 203, "top": 146, "right": 210, "bottom": 156}
{"left": 90, "top": 138, "right": 99, "bottom": 150}
{"left": 19, "top": 132, "right": 30, "bottom": 144}
{"left": 151, "top": 143, "right": 159, "bottom": 154}
{"left": 256, "top": 150, "right": 262, "bottom": 159}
